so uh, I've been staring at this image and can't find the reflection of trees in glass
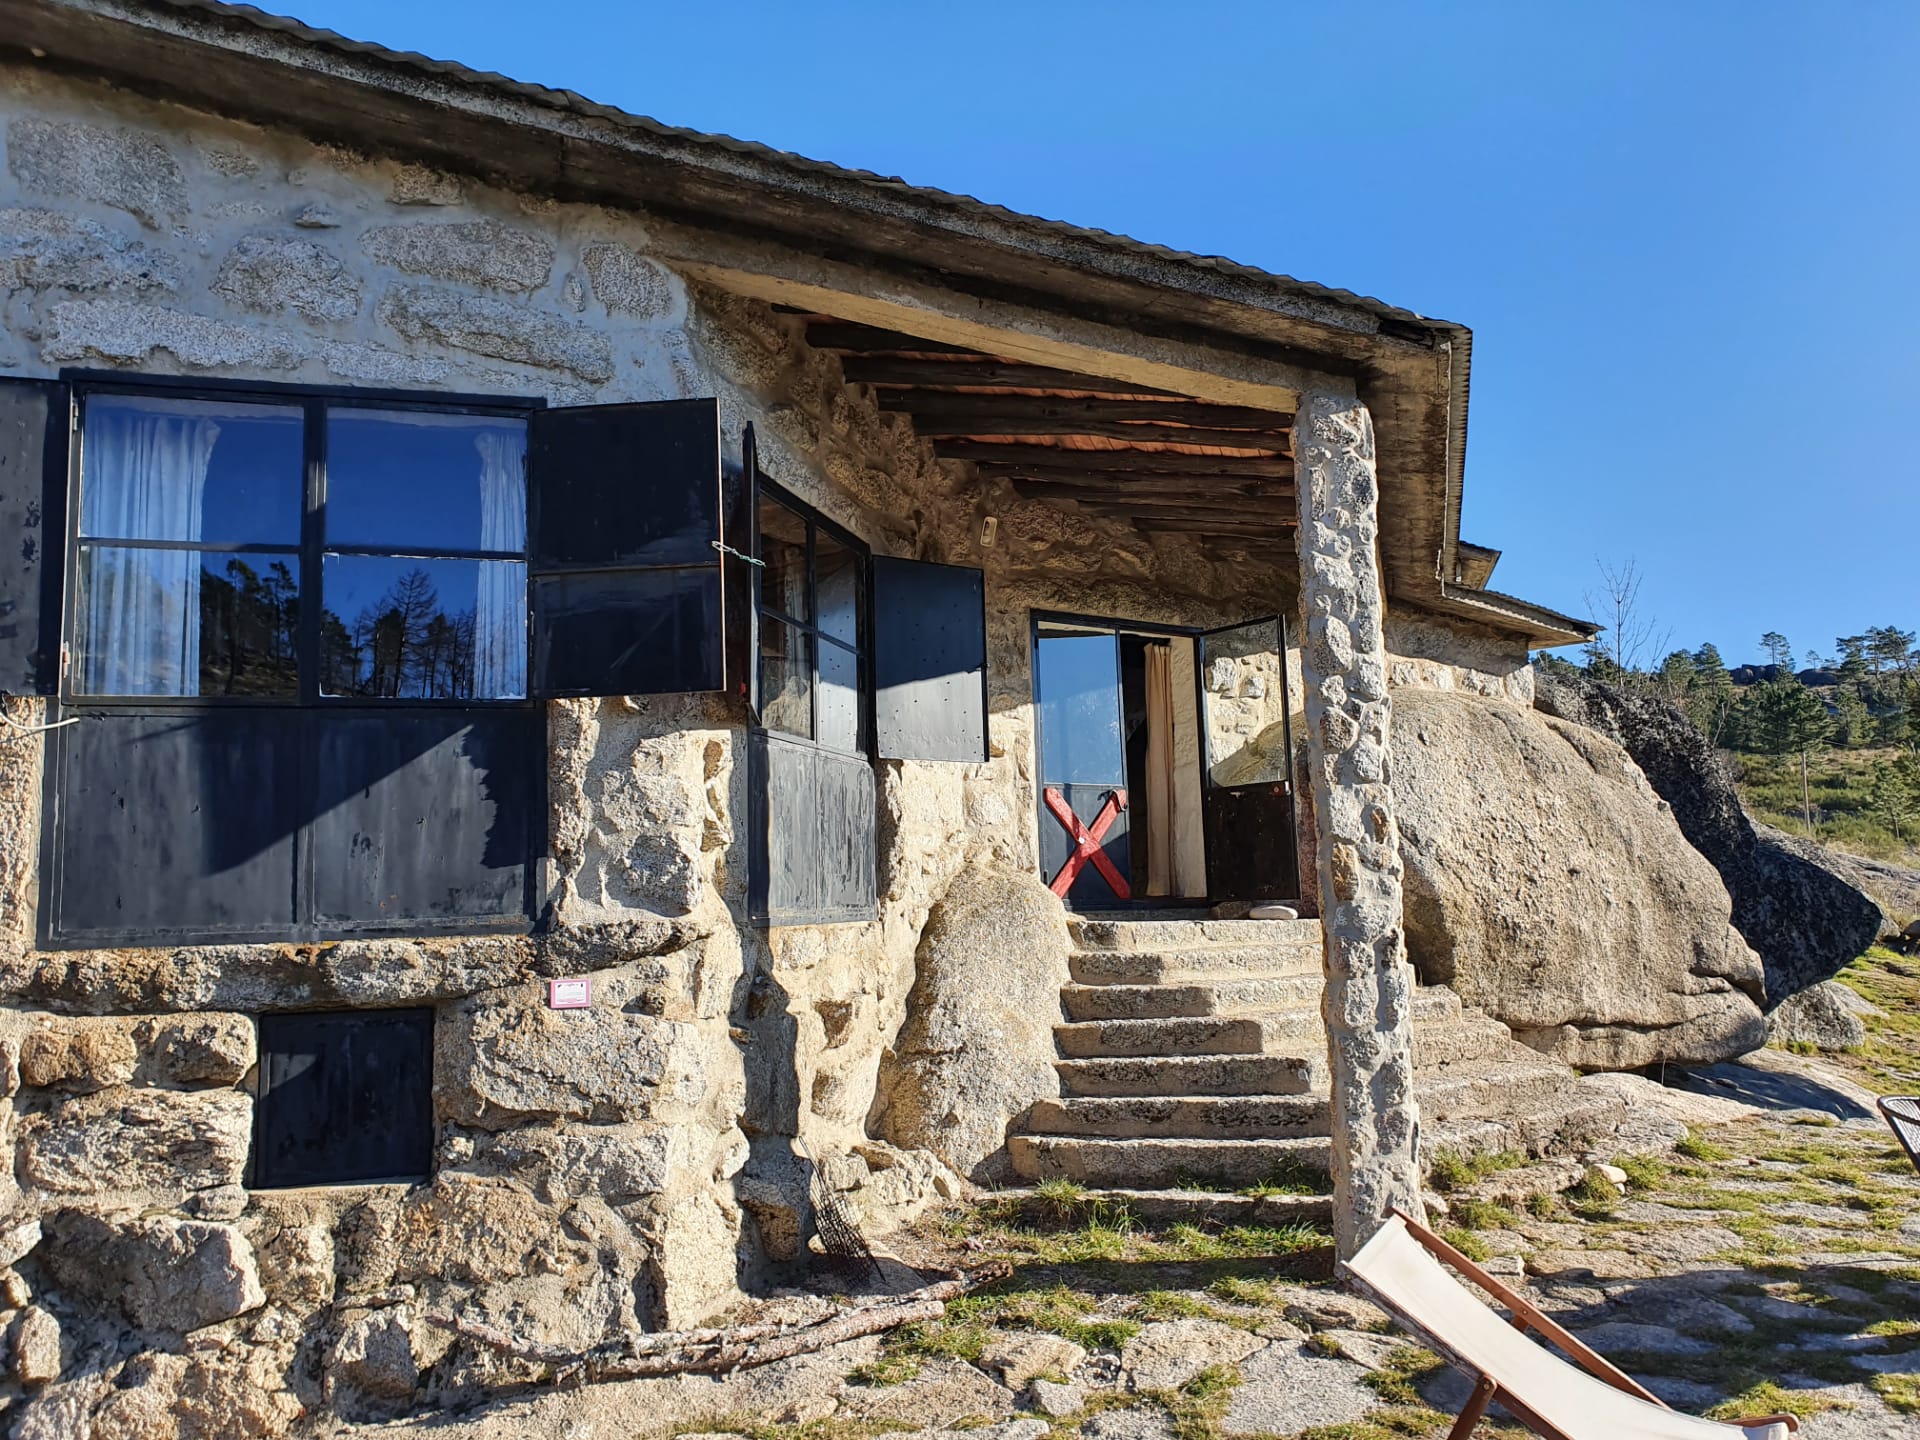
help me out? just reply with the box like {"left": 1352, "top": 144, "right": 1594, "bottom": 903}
{"left": 199, "top": 557, "right": 299, "bottom": 696}
{"left": 322, "top": 566, "right": 477, "bottom": 699}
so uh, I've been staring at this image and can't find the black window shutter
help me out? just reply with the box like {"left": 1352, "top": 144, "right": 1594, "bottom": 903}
{"left": 527, "top": 398, "right": 726, "bottom": 697}
{"left": 0, "top": 378, "right": 68, "bottom": 696}
{"left": 254, "top": 1009, "right": 434, "bottom": 1187}
{"left": 871, "top": 556, "right": 988, "bottom": 762}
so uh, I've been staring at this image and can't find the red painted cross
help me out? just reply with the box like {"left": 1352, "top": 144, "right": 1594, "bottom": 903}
{"left": 1043, "top": 786, "right": 1131, "bottom": 900}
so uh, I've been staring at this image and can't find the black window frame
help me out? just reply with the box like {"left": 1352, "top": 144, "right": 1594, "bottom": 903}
{"left": 752, "top": 477, "right": 871, "bottom": 759}
{"left": 39, "top": 372, "right": 550, "bottom": 951}
{"left": 57, "top": 370, "right": 542, "bottom": 710}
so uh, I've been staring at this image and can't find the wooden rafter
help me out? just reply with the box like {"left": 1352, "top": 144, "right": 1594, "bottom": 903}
{"left": 800, "top": 311, "right": 1298, "bottom": 542}
{"left": 838, "top": 356, "right": 1181, "bottom": 396}
{"left": 949, "top": 444, "right": 1293, "bottom": 477}
{"left": 876, "top": 392, "right": 1294, "bottom": 431}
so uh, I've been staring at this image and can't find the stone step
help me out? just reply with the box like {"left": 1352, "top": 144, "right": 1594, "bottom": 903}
{"left": 1009, "top": 1134, "right": 1331, "bottom": 1187}
{"left": 993, "top": 1187, "right": 1332, "bottom": 1229}
{"left": 1069, "top": 944, "right": 1322, "bottom": 987}
{"left": 1024, "top": 1093, "right": 1328, "bottom": 1139}
{"left": 1413, "top": 1058, "right": 1575, "bottom": 1126}
{"left": 1057, "top": 1053, "right": 1321, "bottom": 1098}
{"left": 1055, "top": 988, "right": 1463, "bottom": 1059}
{"left": 1409, "top": 1011, "right": 1527, "bottom": 1071}
{"left": 1068, "top": 916, "right": 1323, "bottom": 952}
{"left": 1424, "top": 1085, "right": 1632, "bottom": 1166}
{"left": 1059, "top": 973, "right": 1324, "bottom": 1022}
{"left": 1054, "top": 1014, "right": 1272, "bottom": 1059}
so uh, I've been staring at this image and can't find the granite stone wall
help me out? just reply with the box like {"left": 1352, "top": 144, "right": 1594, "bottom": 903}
{"left": 0, "top": 65, "right": 1308, "bottom": 1431}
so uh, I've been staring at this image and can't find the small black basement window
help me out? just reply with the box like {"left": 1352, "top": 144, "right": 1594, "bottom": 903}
{"left": 253, "top": 1009, "right": 435, "bottom": 1188}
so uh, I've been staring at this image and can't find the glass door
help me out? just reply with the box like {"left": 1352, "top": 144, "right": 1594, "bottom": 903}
{"left": 1033, "top": 625, "right": 1132, "bottom": 906}
{"left": 1199, "top": 616, "right": 1300, "bottom": 904}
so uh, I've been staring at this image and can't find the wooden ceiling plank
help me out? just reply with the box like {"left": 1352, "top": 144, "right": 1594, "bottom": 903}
{"left": 976, "top": 461, "right": 1295, "bottom": 486}
{"left": 804, "top": 321, "right": 978, "bottom": 355}
{"left": 839, "top": 356, "right": 1184, "bottom": 396}
{"left": 878, "top": 393, "right": 1294, "bottom": 430}
{"left": 929, "top": 419, "right": 1290, "bottom": 449}
{"left": 946, "top": 443, "right": 1293, "bottom": 477}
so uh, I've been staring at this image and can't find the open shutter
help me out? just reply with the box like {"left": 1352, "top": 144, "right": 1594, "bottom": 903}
{"left": 871, "top": 556, "right": 987, "bottom": 762}
{"left": 0, "top": 377, "right": 68, "bottom": 695}
{"left": 527, "top": 397, "right": 725, "bottom": 696}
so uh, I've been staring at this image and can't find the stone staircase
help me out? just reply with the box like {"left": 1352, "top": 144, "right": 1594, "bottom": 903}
{"left": 1007, "top": 914, "right": 1625, "bottom": 1191}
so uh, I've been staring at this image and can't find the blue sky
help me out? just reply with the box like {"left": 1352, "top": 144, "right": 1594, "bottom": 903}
{"left": 289, "top": 0, "right": 1918, "bottom": 667}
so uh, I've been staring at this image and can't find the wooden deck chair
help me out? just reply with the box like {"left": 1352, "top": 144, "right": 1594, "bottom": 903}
{"left": 1341, "top": 1210, "right": 1797, "bottom": 1440}
{"left": 1878, "top": 1097, "right": 1920, "bottom": 1172}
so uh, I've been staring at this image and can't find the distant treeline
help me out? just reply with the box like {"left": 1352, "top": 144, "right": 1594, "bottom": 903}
{"left": 1539, "top": 625, "right": 1919, "bottom": 843}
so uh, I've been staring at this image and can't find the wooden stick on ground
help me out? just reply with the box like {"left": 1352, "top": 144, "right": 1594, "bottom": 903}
{"left": 426, "top": 1262, "right": 1010, "bottom": 1385}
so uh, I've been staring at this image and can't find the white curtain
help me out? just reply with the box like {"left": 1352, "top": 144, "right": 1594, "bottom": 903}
{"left": 473, "top": 427, "right": 527, "bottom": 698}
{"left": 82, "top": 405, "right": 221, "bottom": 695}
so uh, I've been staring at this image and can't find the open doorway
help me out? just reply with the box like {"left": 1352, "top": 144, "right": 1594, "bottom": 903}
{"left": 1032, "top": 613, "right": 1298, "bottom": 910}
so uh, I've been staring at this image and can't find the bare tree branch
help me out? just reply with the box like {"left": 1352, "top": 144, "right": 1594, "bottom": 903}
{"left": 425, "top": 1262, "right": 1011, "bottom": 1385}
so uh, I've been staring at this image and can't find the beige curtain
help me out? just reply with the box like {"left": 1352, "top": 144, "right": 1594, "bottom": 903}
{"left": 1144, "top": 643, "right": 1176, "bottom": 896}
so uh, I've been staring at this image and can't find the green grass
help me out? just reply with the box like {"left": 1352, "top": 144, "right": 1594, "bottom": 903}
{"left": 1675, "top": 1128, "right": 1730, "bottom": 1162}
{"left": 1447, "top": 1198, "right": 1520, "bottom": 1231}
{"left": 1424, "top": 1147, "right": 1526, "bottom": 1194}
{"left": 1440, "top": 1227, "right": 1491, "bottom": 1261}
{"left": 1566, "top": 1168, "right": 1623, "bottom": 1216}
{"left": 1615, "top": 1154, "right": 1669, "bottom": 1192}
{"left": 1736, "top": 746, "right": 1920, "bottom": 866}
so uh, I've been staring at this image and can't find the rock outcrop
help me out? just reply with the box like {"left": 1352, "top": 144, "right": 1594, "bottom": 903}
{"left": 1768, "top": 980, "right": 1872, "bottom": 1052}
{"left": 1390, "top": 688, "right": 1768, "bottom": 1069}
{"left": 1533, "top": 671, "right": 1885, "bottom": 1003}
{"left": 873, "top": 868, "right": 1071, "bottom": 1182}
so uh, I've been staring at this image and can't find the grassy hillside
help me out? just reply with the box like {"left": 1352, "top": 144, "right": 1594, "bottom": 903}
{"left": 1734, "top": 745, "right": 1920, "bottom": 866}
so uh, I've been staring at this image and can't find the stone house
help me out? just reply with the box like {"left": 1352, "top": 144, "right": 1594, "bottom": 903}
{"left": 0, "top": 0, "right": 1620, "bottom": 1427}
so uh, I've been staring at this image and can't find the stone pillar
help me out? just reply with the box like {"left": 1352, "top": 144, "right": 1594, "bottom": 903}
{"left": 1292, "top": 390, "right": 1425, "bottom": 1258}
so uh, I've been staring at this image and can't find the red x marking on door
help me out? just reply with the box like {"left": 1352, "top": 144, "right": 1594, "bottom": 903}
{"left": 1043, "top": 786, "right": 1131, "bottom": 899}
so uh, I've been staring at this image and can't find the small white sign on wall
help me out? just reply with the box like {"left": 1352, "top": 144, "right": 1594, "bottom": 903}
{"left": 547, "top": 977, "right": 592, "bottom": 1010}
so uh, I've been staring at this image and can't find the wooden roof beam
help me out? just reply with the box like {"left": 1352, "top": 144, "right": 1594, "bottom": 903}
{"left": 878, "top": 392, "right": 1295, "bottom": 431}
{"left": 838, "top": 356, "right": 1184, "bottom": 396}
{"left": 945, "top": 443, "right": 1294, "bottom": 478}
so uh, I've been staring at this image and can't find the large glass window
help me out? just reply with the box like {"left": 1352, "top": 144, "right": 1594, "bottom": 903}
{"left": 756, "top": 492, "right": 866, "bottom": 754}
{"left": 71, "top": 393, "right": 528, "bottom": 702}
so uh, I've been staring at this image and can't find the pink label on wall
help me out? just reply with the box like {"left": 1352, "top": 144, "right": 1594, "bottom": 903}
{"left": 547, "top": 978, "right": 591, "bottom": 1009}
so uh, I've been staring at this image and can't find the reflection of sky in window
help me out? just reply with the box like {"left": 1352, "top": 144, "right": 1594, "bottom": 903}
{"left": 1037, "top": 633, "right": 1124, "bottom": 785}
{"left": 326, "top": 412, "right": 526, "bottom": 552}
{"left": 81, "top": 397, "right": 303, "bottom": 545}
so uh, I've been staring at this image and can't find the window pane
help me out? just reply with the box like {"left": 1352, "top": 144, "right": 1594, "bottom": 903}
{"left": 818, "top": 638, "right": 860, "bottom": 753}
{"left": 75, "top": 546, "right": 299, "bottom": 697}
{"left": 816, "top": 531, "right": 861, "bottom": 647}
{"left": 1036, "top": 632, "right": 1125, "bottom": 786}
{"left": 758, "top": 498, "right": 808, "bottom": 622}
{"left": 321, "top": 555, "right": 526, "bottom": 700}
{"left": 326, "top": 409, "right": 527, "bottom": 553}
{"left": 759, "top": 618, "right": 812, "bottom": 739}
{"left": 81, "top": 395, "right": 302, "bottom": 545}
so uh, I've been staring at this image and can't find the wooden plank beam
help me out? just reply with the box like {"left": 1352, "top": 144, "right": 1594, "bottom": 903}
{"left": 976, "top": 461, "right": 1296, "bottom": 486}
{"left": 948, "top": 443, "right": 1294, "bottom": 477}
{"left": 1067, "top": 506, "right": 1305, "bottom": 529}
{"left": 1121, "top": 516, "right": 1299, "bottom": 533}
{"left": 804, "top": 321, "right": 978, "bottom": 355}
{"left": 878, "top": 392, "right": 1294, "bottom": 431}
{"left": 925, "top": 418, "right": 1290, "bottom": 450}
{"left": 839, "top": 357, "right": 1184, "bottom": 396}
{"left": 1010, "top": 481, "right": 1294, "bottom": 509}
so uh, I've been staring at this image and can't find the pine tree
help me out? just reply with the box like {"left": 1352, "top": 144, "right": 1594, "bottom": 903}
{"left": 1870, "top": 759, "right": 1920, "bottom": 843}
{"left": 1749, "top": 676, "right": 1833, "bottom": 836}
